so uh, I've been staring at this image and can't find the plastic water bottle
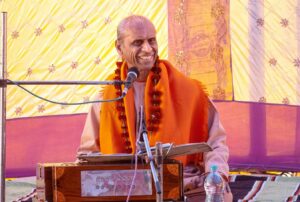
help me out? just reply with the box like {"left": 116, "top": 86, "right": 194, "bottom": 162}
{"left": 204, "top": 165, "right": 225, "bottom": 202}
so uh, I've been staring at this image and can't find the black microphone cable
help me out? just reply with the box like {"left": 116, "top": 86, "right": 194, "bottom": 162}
{"left": 7, "top": 79, "right": 125, "bottom": 105}
{"left": 6, "top": 67, "right": 140, "bottom": 105}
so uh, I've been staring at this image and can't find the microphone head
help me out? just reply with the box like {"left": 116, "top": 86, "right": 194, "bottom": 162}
{"left": 122, "top": 67, "right": 140, "bottom": 96}
{"left": 127, "top": 67, "right": 139, "bottom": 79}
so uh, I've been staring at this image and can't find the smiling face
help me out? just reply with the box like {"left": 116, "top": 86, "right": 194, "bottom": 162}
{"left": 115, "top": 16, "right": 158, "bottom": 80}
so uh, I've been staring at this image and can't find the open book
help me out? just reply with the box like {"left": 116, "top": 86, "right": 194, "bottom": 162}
{"left": 77, "top": 142, "right": 212, "bottom": 164}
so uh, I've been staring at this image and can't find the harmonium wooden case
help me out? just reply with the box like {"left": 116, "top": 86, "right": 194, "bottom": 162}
{"left": 36, "top": 160, "right": 183, "bottom": 202}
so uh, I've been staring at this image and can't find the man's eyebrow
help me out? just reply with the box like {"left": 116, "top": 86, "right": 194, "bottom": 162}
{"left": 131, "top": 39, "right": 143, "bottom": 44}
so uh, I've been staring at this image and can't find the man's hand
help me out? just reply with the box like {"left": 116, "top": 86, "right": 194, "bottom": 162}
{"left": 224, "top": 191, "right": 233, "bottom": 202}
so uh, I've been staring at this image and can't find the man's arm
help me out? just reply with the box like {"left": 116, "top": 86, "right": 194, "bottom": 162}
{"left": 183, "top": 100, "right": 229, "bottom": 191}
{"left": 204, "top": 100, "right": 229, "bottom": 178}
{"left": 77, "top": 102, "right": 101, "bottom": 155}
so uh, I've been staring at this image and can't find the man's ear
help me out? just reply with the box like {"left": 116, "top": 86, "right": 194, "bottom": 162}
{"left": 115, "top": 40, "right": 123, "bottom": 58}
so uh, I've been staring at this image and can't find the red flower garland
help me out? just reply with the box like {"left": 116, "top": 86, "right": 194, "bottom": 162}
{"left": 114, "top": 61, "right": 162, "bottom": 153}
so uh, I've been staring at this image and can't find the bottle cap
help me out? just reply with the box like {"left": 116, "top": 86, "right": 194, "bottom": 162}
{"left": 211, "top": 164, "right": 218, "bottom": 172}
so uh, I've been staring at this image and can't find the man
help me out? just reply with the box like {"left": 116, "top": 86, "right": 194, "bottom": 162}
{"left": 77, "top": 15, "right": 231, "bottom": 198}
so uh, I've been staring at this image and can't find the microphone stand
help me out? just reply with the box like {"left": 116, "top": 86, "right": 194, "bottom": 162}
{"left": 0, "top": 12, "right": 7, "bottom": 202}
{"left": 138, "top": 106, "right": 162, "bottom": 201}
{"left": 155, "top": 142, "right": 163, "bottom": 202}
{"left": 0, "top": 79, "right": 128, "bottom": 86}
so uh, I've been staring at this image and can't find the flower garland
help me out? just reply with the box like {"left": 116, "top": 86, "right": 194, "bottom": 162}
{"left": 114, "top": 60, "right": 162, "bottom": 153}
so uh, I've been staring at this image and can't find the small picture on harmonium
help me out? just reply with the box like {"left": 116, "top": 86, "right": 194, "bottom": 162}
{"left": 81, "top": 169, "right": 152, "bottom": 196}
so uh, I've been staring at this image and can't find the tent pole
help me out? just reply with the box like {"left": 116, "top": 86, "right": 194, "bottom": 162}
{"left": 0, "top": 12, "right": 7, "bottom": 202}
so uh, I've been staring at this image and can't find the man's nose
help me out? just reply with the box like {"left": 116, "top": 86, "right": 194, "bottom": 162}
{"left": 141, "top": 41, "right": 152, "bottom": 52}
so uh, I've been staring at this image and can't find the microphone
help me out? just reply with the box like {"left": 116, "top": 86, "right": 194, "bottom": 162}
{"left": 122, "top": 67, "right": 139, "bottom": 96}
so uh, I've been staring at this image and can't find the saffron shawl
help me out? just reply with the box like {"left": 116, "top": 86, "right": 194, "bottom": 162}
{"left": 99, "top": 60, "right": 208, "bottom": 165}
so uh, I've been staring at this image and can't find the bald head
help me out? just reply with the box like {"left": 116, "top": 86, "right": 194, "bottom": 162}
{"left": 115, "top": 15, "right": 158, "bottom": 81}
{"left": 117, "top": 15, "right": 156, "bottom": 41}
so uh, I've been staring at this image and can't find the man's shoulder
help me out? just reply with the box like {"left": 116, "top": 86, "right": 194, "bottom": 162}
{"left": 159, "top": 59, "right": 206, "bottom": 93}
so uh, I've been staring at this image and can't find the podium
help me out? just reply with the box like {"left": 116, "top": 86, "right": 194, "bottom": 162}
{"left": 36, "top": 160, "right": 183, "bottom": 202}
{"left": 36, "top": 143, "right": 212, "bottom": 202}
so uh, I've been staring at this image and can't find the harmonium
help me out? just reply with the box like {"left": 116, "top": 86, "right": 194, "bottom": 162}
{"left": 35, "top": 158, "right": 184, "bottom": 202}
{"left": 35, "top": 143, "right": 211, "bottom": 201}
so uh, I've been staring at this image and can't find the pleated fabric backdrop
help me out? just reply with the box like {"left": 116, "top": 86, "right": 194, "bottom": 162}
{"left": 228, "top": 0, "right": 300, "bottom": 170}
{"left": 1, "top": 0, "right": 300, "bottom": 177}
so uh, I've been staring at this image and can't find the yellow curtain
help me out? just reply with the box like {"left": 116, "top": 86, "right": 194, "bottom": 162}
{"left": 231, "top": 0, "right": 300, "bottom": 106}
{"left": 0, "top": 0, "right": 168, "bottom": 118}
{"left": 168, "top": 0, "right": 232, "bottom": 100}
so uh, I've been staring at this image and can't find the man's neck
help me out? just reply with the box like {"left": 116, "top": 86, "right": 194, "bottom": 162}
{"left": 136, "top": 69, "right": 150, "bottom": 82}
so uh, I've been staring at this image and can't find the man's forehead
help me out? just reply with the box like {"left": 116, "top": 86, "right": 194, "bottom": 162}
{"left": 130, "top": 20, "right": 155, "bottom": 30}
{"left": 123, "top": 21, "right": 156, "bottom": 37}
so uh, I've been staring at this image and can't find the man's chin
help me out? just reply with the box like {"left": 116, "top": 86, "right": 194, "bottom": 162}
{"left": 136, "top": 58, "right": 156, "bottom": 68}
{"left": 136, "top": 63, "right": 155, "bottom": 71}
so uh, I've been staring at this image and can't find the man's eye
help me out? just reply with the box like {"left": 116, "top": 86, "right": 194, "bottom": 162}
{"left": 149, "top": 38, "right": 157, "bottom": 44}
{"left": 133, "top": 40, "right": 143, "bottom": 46}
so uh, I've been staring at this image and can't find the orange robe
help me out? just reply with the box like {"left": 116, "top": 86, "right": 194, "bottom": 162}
{"left": 99, "top": 60, "right": 209, "bottom": 165}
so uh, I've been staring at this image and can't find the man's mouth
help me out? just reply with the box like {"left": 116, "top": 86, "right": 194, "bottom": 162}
{"left": 138, "top": 55, "right": 155, "bottom": 63}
